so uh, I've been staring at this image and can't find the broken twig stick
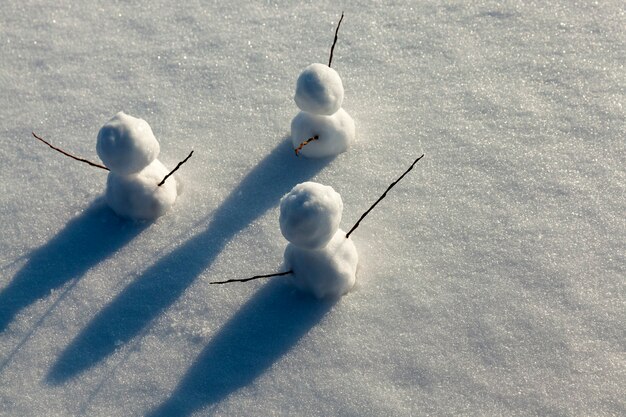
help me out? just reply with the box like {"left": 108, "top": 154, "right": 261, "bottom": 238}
{"left": 32, "top": 132, "right": 109, "bottom": 171}
{"left": 294, "top": 135, "right": 319, "bottom": 156}
{"left": 328, "top": 12, "right": 344, "bottom": 67}
{"left": 345, "top": 154, "right": 425, "bottom": 239}
{"left": 210, "top": 270, "right": 293, "bottom": 285}
{"left": 158, "top": 150, "right": 194, "bottom": 186}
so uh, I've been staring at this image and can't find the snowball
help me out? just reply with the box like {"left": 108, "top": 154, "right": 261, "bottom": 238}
{"left": 291, "top": 108, "right": 355, "bottom": 158}
{"left": 284, "top": 229, "right": 358, "bottom": 299}
{"left": 105, "top": 159, "right": 178, "bottom": 220}
{"left": 279, "top": 182, "right": 343, "bottom": 249}
{"left": 96, "top": 111, "right": 160, "bottom": 175}
{"left": 294, "top": 63, "right": 344, "bottom": 115}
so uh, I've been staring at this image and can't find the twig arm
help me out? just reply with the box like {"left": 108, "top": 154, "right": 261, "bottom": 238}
{"left": 345, "top": 154, "right": 425, "bottom": 239}
{"left": 158, "top": 150, "right": 194, "bottom": 187}
{"left": 328, "top": 12, "right": 344, "bottom": 67}
{"left": 294, "top": 135, "right": 319, "bottom": 156}
{"left": 31, "top": 132, "right": 109, "bottom": 171}
{"left": 210, "top": 270, "right": 293, "bottom": 285}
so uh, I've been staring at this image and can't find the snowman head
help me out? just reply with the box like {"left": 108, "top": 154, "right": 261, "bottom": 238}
{"left": 279, "top": 182, "right": 343, "bottom": 249}
{"left": 96, "top": 112, "right": 160, "bottom": 175}
{"left": 294, "top": 63, "right": 344, "bottom": 116}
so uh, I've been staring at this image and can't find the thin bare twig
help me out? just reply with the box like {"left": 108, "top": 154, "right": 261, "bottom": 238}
{"left": 158, "top": 150, "right": 194, "bottom": 186}
{"left": 328, "top": 12, "right": 345, "bottom": 67}
{"left": 345, "top": 154, "right": 425, "bottom": 239}
{"left": 210, "top": 270, "right": 293, "bottom": 285}
{"left": 32, "top": 132, "right": 109, "bottom": 171}
{"left": 294, "top": 135, "right": 319, "bottom": 156}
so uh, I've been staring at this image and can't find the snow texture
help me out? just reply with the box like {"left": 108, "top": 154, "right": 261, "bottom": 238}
{"left": 290, "top": 108, "right": 355, "bottom": 158}
{"left": 1, "top": 1, "right": 624, "bottom": 416}
{"left": 96, "top": 112, "right": 160, "bottom": 175}
{"left": 294, "top": 63, "right": 344, "bottom": 115}
{"left": 105, "top": 160, "right": 178, "bottom": 221}
{"left": 279, "top": 182, "right": 343, "bottom": 249}
{"left": 284, "top": 229, "right": 358, "bottom": 299}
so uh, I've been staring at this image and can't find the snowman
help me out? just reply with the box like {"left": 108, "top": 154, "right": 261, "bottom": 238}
{"left": 291, "top": 64, "right": 355, "bottom": 158}
{"left": 210, "top": 154, "right": 425, "bottom": 294}
{"left": 290, "top": 15, "right": 355, "bottom": 158}
{"left": 279, "top": 181, "right": 358, "bottom": 298}
{"left": 96, "top": 112, "right": 181, "bottom": 220}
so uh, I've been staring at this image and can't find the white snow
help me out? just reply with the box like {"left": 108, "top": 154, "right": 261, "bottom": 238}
{"left": 291, "top": 108, "right": 355, "bottom": 158}
{"left": 105, "top": 159, "right": 178, "bottom": 221}
{"left": 294, "top": 63, "right": 344, "bottom": 115}
{"left": 1, "top": 1, "right": 624, "bottom": 416}
{"left": 284, "top": 229, "right": 358, "bottom": 299}
{"left": 96, "top": 112, "right": 160, "bottom": 175}
{"left": 279, "top": 182, "right": 343, "bottom": 249}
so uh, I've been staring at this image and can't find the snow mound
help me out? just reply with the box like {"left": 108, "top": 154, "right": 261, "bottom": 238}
{"left": 294, "top": 63, "right": 344, "bottom": 115}
{"left": 279, "top": 182, "right": 343, "bottom": 249}
{"left": 290, "top": 108, "right": 355, "bottom": 158}
{"left": 96, "top": 111, "right": 160, "bottom": 175}
{"left": 284, "top": 229, "right": 358, "bottom": 299}
{"left": 105, "top": 159, "right": 178, "bottom": 220}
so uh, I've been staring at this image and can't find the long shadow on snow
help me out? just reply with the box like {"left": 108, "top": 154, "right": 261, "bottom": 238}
{"left": 47, "top": 139, "right": 331, "bottom": 383}
{"left": 0, "top": 200, "right": 147, "bottom": 334}
{"left": 147, "top": 279, "right": 334, "bottom": 417}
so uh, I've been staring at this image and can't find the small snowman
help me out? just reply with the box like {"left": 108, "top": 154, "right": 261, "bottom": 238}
{"left": 291, "top": 13, "right": 356, "bottom": 158}
{"left": 96, "top": 112, "right": 182, "bottom": 220}
{"left": 279, "top": 182, "right": 358, "bottom": 298}
{"left": 210, "top": 154, "right": 425, "bottom": 297}
{"left": 32, "top": 113, "right": 192, "bottom": 220}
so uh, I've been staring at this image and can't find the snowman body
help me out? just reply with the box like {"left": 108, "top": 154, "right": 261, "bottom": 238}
{"left": 284, "top": 230, "right": 357, "bottom": 298}
{"left": 97, "top": 112, "right": 179, "bottom": 220}
{"left": 291, "top": 63, "right": 355, "bottom": 158}
{"left": 279, "top": 182, "right": 358, "bottom": 298}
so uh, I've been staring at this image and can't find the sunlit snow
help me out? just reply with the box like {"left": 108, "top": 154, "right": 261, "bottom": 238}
{"left": 1, "top": 1, "right": 624, "bottom": 416}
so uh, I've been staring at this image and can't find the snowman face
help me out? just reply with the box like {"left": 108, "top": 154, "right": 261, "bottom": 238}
{"left": 96, "top": 112, "right": 160, "bottom": 175}
{"left": 294, "top": 63, "right": 344, "bottom": 116}
{"left": 279, "top": 182, "right": 343, "bottom": 249}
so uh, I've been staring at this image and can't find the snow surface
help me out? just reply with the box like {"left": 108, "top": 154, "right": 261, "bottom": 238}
{"left": 1, "top": 1, "right": 625, "bottom": 416}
